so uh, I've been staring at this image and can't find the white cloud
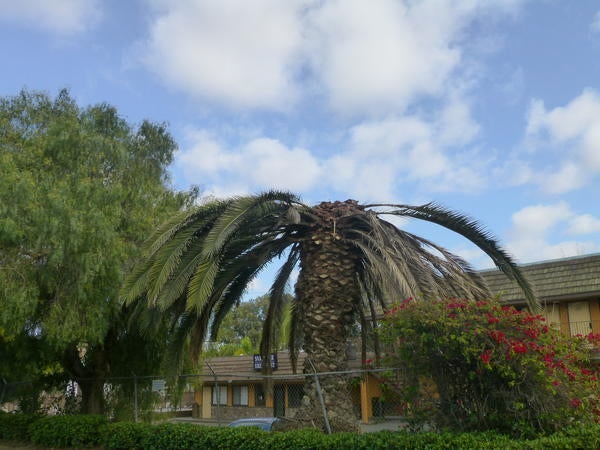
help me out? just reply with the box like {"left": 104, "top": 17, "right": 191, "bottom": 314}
{"left": 140, "top": 0, "right": 524, "bottom": 113}
{"left": 306, "top": 0, "right": 524, "bottom": 115}
{"left": 176, "top": 130, "right": 322, "bottom": 195}
{"left": 244, "top": 138, "right": 322, "bottom": 190}
{"left": 506, "top": 203, "right": 600, "bottom": 262}
{"left": 527, "top": 91, "right": 600, "bottom": 142}
{"left": 307, "top": 0, "right": 519, "bottom": 115}
{"left": 176, "top": 88, "right": 488, "bottom": 202}
{"left": 0, "top": 0, "right": 100, "bottom": 35}
{"left": 539, "top": 162, "right": 586, "bottom": 194}
{"left": 141, "top": 0, "right": 305, "bottom": 110}
{"left": 591, "top": 11, "right": 600, "bottom": 33}
{"left": 492, "top": 159, "right": 534, "bottom": 187}
{"left": 325, "top": 155, "right": 397, "bottom": 201}
{"left": 438, "top": 95, "right": 481, "bottom": 147}
{"left": 306, "top": 0, "right": 461, "bottom": 115}
{"left": 511, "top": 203, "right": 573, "bottom": 235}
{"left": 525, "top": 89, "right": 600, "bottom": 193}
{"left": 325, "top": 94, "right": 486, "bottom": 199}
{"left": 568, "top": 214, "right": 600, "bottom": 235}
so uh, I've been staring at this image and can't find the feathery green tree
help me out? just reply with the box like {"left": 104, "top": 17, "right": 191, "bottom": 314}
{"left": 0, "top": 89, "right": 195, "bottom": 413}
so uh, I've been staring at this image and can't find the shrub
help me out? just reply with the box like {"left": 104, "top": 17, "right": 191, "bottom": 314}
{"left": 101, "top": 421, "right": 152, "bottom": 450}
{"left": 379, "top": 297, "right": 600, "bottom": 435}
{"left": 517, "top": 424, "right": 600, "bottom": 449}
{"left": 29, "top": 414, "right": 107, "bottom": 447}
{"left": 0, "top": 411, "right": 40, "bottom": 441}
{"left": 3, "top": 413, "right": 598, "bottom": 449}
{"left": 138, "top": 423, "right": 272, "bottom": 450}
{"left": 268, "top": 429, "right": 326, "bottom": 449}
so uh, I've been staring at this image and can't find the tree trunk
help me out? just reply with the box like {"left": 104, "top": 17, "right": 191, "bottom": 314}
{"left": 63, "top": 343, "right": 109, "bottom": 415}
{"left": 294, "top": 201, "right": 361, "bottom": 432}
{"left": 79, "top": 377, "right": 105, "bottom": 415}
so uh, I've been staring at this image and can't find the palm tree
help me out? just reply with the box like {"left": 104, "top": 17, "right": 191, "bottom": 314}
{"left": 121, "top": 191, "right": 537, "bottom": 431}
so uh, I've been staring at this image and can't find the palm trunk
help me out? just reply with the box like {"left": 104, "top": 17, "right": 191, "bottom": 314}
{"left": 294, "top": 201, "right": 361, "bottom": 432}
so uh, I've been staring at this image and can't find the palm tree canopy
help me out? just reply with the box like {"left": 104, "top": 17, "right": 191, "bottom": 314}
{"left": 121, "top": 191, "right": 538, "bottom": 363}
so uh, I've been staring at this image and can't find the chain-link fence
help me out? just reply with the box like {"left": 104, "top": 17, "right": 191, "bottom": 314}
{"left": 1, "top": 367, "right": 413, "bottom": 433}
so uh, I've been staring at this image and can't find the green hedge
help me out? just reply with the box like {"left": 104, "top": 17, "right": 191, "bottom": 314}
{"left": 0, "top": 411, "right": 40, "bottom": 441}
{"left": 100, "top": 422, "right": 600, "bottom": 450}
{"left": 2, "top": 413, "right": 600, "bottom": 449}
{"left": 29, "top": 414, "right": 107, "bottom": 448}
{"left": 101, "top": 421, "right": 152, "bottom": 450}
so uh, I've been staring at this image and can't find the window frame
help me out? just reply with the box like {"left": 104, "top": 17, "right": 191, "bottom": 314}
{"left": 211, "top": 385, "right": 227, "bottom": 406}
{"left": 232, "top": 385, "right": 249, "bottom": 406}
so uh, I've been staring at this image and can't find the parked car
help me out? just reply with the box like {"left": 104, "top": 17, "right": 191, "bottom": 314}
{"left": 228, "top": 417, "right": 282, "bottom": 431}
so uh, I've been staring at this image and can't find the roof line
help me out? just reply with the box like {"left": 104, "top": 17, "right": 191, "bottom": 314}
{"left": 478, "top": 252, "right": 600, "bottom": 273}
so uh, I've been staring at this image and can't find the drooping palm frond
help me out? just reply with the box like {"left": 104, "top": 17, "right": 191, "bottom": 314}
{"left": 121, "top": 203, "right": 226, "bottom": 306}
{"left": 344, "top": 215, "right": 487, "bottom": 308}
{"left": 208, "top": 234, "right": 295, "bottom": 341}
{"left": 363, "top": 202, "right": 538, "bottom": 312}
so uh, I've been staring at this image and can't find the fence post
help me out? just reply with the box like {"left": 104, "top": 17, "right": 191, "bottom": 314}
{"left": 308, "top": 360, "right": 332, "bottom": 434}
{"left": 205, "top": 361, "right": 219, "bottom": 423}
{"left": 132, "top": 373, "right": 138, "bottom": 423}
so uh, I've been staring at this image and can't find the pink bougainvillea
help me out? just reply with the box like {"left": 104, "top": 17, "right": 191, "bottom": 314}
{"left": 379, "top": 297, "right": 600, "bottom": 434}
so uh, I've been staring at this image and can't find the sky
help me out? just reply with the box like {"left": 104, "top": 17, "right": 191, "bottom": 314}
{"left": 1, "top": 0, "right": 599, "bottom": 296}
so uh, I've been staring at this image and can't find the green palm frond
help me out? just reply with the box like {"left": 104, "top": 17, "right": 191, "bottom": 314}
{"left": 151, "top": 239, "right": 206, "bottom": 309}
{"left": 120, "top": 201, "right": 225, "bottom": 305}
{"left": 202, "top": 196, "right": 259, "bottom": 259}
{"left": 372, "top": 202, "right": 538, "bottom": 311}
{"left": 202, "top": 191, "right": 301, "bottom": 259}
{"left": 146, "top": 201, "right": 226, "bottom": 258}
{"left": 147, "top": 225, "right": 202, "bottom": 302}
{"left": 186, "top": 258, "right": 221, "bottom": 312}
{"left": 208, "top": 236, "right": 294, "bottom": 341}
{"left": 121, "top": 261, "right": 155, "bottom": 306}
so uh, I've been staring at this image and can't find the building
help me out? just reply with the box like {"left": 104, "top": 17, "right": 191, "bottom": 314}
{"left": 480, "top": 253, "right": 600, "bottom": 340}
{"left": 191, "top": 351, "right": 366, "bottom": 422}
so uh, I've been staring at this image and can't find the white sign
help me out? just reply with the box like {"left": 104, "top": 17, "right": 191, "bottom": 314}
{"left": 151, "top": 379, "right": 166, "bottom": 392}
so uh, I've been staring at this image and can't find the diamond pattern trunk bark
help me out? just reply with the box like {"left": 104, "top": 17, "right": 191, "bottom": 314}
{"left": 294, "top": 201, "right": 361, "bottom": 432}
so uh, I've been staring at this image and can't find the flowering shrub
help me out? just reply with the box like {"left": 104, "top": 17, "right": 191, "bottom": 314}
{"left": 379, "top": 297, "right": 599, "bottom": 435}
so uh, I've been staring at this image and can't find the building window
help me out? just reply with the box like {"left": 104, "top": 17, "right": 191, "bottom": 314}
{"left": 232, "top": 385, "right": 248, "bottom": 406}
{"left": 212, "top": 385, "right": 227, "bottom": 405}
{"left": 255, "top": 383, "right": 265, "bottom": 406}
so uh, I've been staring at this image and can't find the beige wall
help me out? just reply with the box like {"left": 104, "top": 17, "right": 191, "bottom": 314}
{"left": 590, "top": 299, "right": 600, "bottom": 335}
{"left": 360, "top": 374, "right": 382, "bottom": 423}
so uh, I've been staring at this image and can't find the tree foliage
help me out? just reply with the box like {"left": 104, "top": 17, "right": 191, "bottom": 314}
{"left": 0, "top": 89, "right": 195, "bottom": 413}
{"left": 203, "top": 294, "right": 292, "bottom": 356}
{"left": 379, "top": 297, "right": 600, "bottom": 436}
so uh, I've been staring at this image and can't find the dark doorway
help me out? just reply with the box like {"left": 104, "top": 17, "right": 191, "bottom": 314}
{"left": 274, "top": 385, "right": 285, "bottom": 417}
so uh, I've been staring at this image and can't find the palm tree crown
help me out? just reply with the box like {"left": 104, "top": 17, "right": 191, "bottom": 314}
{"left": 122, "top": 191, "right": 537, "bottom": 430}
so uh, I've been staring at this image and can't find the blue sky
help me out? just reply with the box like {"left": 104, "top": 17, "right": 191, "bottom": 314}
{"left": 1, "top": 0, "right": 599, "bottom": 294}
